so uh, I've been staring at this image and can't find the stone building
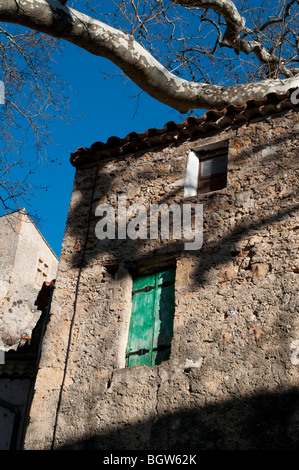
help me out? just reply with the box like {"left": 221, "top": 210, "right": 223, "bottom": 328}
{"left": 24, "top": 89, "right": 299, "bottom": 450}
{"left": 0, "top": 209, "right": 58, "bottom": 449}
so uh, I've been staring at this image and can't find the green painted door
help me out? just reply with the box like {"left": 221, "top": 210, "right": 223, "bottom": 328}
{"left": 125, "top": 268, "right": 175, "bottom": 367}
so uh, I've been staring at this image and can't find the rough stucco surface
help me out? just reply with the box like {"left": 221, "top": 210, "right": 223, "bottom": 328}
{"left": 25, "top": 109, "right": 299, "bottom": 450}
{"left": 0, "top": 210, "right": 58, "bottom": 351}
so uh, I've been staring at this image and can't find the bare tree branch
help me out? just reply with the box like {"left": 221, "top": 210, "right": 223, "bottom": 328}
{"left": 171, "top": 0, "right": 299, "bottom": 78}
{"left": 0, "top": 0, "right": 298, "bottom": 114}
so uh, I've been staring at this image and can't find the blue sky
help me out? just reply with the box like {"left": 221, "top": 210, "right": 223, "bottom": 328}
{"left": 19, "top": 41, "right": 186, "bottom": 257}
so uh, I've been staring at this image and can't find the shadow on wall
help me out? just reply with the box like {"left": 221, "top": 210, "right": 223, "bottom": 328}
{"left": 66, "top": 128, "right": 299, "bottom": 274}
{"left": 56, "top": 387, "right": 299, "bottom": 450}
{"left": 67, "top": 159, "right": 299, "bottom": 290}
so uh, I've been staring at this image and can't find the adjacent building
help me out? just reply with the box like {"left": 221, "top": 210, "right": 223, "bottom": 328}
{"left": 0, "top": 209, "right": 58, "bottom": 449}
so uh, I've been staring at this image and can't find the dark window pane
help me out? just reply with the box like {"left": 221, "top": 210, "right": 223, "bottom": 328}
{"left": 213, "top": 156, "right": 227, "bottom": 174}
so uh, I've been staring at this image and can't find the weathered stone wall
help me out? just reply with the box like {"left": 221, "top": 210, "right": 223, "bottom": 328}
{"left": 25, "top": 109, "right": 299, "bottom": 450}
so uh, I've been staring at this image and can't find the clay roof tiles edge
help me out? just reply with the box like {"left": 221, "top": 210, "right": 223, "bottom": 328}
{"left": 70, "top": 88, "right": 299, "bottom": 168}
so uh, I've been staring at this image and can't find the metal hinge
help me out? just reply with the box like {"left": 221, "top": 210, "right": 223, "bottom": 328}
{"left": 132, "top": 285, "right": 155, "bottom": 296}
{"left": 126, "top": 348, "right": 149, "bottom": 358}
{"left": 132, "top": 280, "right": 174, "bottom": 296}
{"left": 126, "top": 344, "right": 170, "bottom": 358}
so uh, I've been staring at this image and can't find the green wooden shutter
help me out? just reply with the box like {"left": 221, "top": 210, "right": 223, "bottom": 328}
{"left": 126, "top": 273, "right": 156, "bottom": 367}
{"left": 125, "top": 268, "right": 175, "bottom": 367}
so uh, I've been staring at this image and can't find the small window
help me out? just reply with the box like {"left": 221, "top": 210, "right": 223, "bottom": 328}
{"left": 201, "top": 155, "right": 227, "bottom": 176}
{"left": 198, "top": 153, "right": 227, "bottom": 194}
{"left": 125, "top": 268, "right": 175, "bottom": 367}
{"left": 184, "top": 141, "right": 228, "bottom": 196}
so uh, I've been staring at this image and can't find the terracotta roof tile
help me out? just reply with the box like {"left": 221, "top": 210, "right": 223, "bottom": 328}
{"left": 70, "top": 88, "right": 299, "bottom": 168}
